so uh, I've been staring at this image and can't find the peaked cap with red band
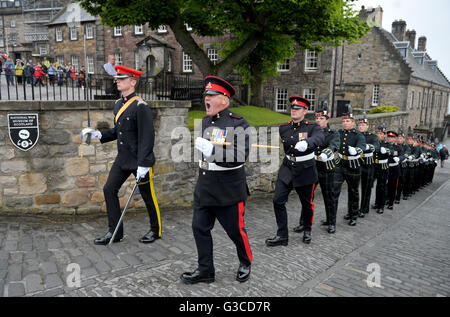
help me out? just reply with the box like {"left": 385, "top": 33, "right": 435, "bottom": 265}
{"left": 315, "top": 108, "right": 330, "bottom": 118}
{"left": 386, "top": 130, "right": 398, "bottom": 137}
{"left": 114, "top": 65, "right": 143, "bottom": 79}
{"left": 289, "top": 96, "right": 310, "bottom": 110}
{"left": 204, "top": 76, "right": 235, "bottom": 98}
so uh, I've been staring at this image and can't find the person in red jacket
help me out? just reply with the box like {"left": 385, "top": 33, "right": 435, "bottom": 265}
{"left": 33, "top": 63, "right": 45, "bottom": 86}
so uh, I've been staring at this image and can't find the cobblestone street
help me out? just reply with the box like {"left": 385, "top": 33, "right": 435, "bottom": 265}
{"left": 1, "top": 156, "right": 449, "bottom": 297}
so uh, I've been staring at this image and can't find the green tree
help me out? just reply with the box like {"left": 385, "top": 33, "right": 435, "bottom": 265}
{"left": 79, "top": 0, "right": 368, "bottom": 105}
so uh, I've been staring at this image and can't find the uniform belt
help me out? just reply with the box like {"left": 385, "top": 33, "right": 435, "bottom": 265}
{"left": 362, "top": 152, "right": 373, "bottom": 158}
{"left": 389, "top": 162, "right": 399, "bottom": 167}
{"left": 286, "top": 153, "right": 315, "bottom": 162}
{"left": 315, "top": 154, "right": 335, "bottom": 162}
{"left": 376, "top": 159, "right": 388, "bottom": 164}
{"left": 338, "top": 153, "right": 360, "bottom": 160}
{"left": 199, "top": 161, "right": 243, "bottom": 171}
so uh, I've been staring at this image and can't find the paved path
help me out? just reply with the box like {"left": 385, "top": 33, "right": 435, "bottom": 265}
{"left": 1, "top": 149, "right": 449, "bottom": 297}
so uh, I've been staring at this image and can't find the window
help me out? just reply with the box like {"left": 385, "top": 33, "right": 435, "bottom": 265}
{"left": 70, "top": 27, "right": 77, "bottom": 40}
{"left": 167, "top": 53, "right": 172, "bottom": 72}
{"left": 305, "top": 50, "right": 318, "bottom": 71}
{"left": 39, "top": 46, "right": 47, "bottom": 56}
{"left": 303, "top": 88, "right": 317, "bottom": 110}
{"left": 275, "top": 88, "right": 288, "bottom": 112}
{"left": 114, "top": 53, "right": 122, "bottom": 65}
{"left": 207, "top": 48, "right": 218, "bottom": 65}
{"left": 182, "top": 52, "right": 193, "bottom": 73}
{"left": 410, "top": 91, "right": 415, "bottom": 109}
{"left": 417, "top": 92, "right": 421, "bottom": 109}
{"left": 56, "top": 27, "right": 63, "bottom": 42}
{"left": 0, "top": 35, "right": 5, "bottom": 48}
{"left": 135, "top": 52, "right": 140, "bottom": 70}
{"left": 87, "top": 55, "right": 94, "bottom": 74}
{"left": 157, "top": 25, "right": 167, "bottom": 33}
{"left": 10, "top": 20, "right": 15, "bottom": 28}
{"left": 277, "top": 59, "right": 290, "bottom": 72}
{"left": 56, "top": 56, "right": 64, "bottom": 66}
{"left": 85, "top": 24, "right": 94, "bottom": 39}
{"left": 71, "top": 55, "right": 79, "bottom": 71}
{"left": 134, "top": 25, "right": 143, "bottom": 35}
{"left": 114, "top": 26, "right": 122, "bottom": 36}
{"left": 372, "top": 84, "right": 380, "bottom": 106}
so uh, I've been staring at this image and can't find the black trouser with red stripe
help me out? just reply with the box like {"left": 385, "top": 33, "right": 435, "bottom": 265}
{"left": 273, "top": 178, "right": 316, "bottom": 237}
{"left": 317, "top": 166, "right": 338, "bottom": 225}
{"left": 192, "top": 200, "right": 252, "bottom": 274}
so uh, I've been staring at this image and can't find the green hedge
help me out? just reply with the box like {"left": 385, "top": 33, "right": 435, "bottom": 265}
{"left": 368, "top": 105, "right": 400, "bottom": 114}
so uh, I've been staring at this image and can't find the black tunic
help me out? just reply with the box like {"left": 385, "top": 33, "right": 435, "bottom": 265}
{"left": 277, "top": 120, "right": 325, "bottom": 187}
{"left": 194, "top": 108, "right": 251, "bottom": 207}
{"left": 100, "top": 92, "right": 156, "bottom": 170}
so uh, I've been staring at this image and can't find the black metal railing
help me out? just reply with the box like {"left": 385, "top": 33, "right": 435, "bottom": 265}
{"left": 0, "top": 72, "right": 204, "bottom": 103}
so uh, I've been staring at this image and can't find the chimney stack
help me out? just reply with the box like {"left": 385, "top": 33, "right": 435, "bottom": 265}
{"left": 392, "top": 20, "right": 407, "bottom": 41}
{"left": 405, "top": 29, "right": 416, "bottom": 49}
{"left": 418, "top": 36, "right": 427, "bottom": 51}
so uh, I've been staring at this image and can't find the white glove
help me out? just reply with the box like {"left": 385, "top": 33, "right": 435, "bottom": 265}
{"left": 393, "top": 157, "right": 400, "bottom": 163}
{"left": 408, "top": 155, "right": 413, "bottom": 160}
{"left": 319, "top": 153, "right": 328, "bottom": 161}
{"left": 136, "top": 166, "right": 149, "bottom": 181}
{"left": 348, "top": 146, "right": 357, "bottom": 156}
{"left": 295, "top": 140, "right": 308, "bottom": 152}
{"left": 380, "top": 147, "right": 387, "bottom": 154}
{"left": 195, "top": 137, "right": 214, "bottom": 157}
{"left": 81, "top": 127, "right": 102, "bottom": 142}
{"left": 365, "top": 144, "right": 370, "bottom": 150}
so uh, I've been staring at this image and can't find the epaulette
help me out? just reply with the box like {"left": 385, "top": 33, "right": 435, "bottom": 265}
{"left": 136, "top": 98, "right": 147, "bottom": 106}
{"left": 279, "top": 121, "right": 291, "bottom": 127}
{"left": 304, "top": 121, "right": 318, "bottom": 125}
{"left": 229, "top": 113, "right": 242, "bottom": 119}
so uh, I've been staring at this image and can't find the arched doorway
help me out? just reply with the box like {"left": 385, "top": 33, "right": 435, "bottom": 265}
{"left": 146, "top": 55, "right": 156, "bottom": 77}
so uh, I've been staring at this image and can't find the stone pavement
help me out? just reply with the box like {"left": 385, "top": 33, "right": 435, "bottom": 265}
{"left": 1, "top": 155, "right": 449, "bottom": 297}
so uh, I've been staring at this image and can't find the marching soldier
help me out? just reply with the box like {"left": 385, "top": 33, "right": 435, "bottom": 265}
{"left": 386, "top": 131, "right": 405, "bottom": 210}
{"left": 357, "top": 116, "right": 380, "bottom": 218}
{"left": 395, "top": 132, "right": 411, "bottom": 202}
{"left": 265, "top": 96, "right": 324, "bottom": 246}
{"left": 181, "top": 76, "right": 253, "bottom": 284}
{"left": 406, "top": 134, "right": 420, "bottom": 197}
{"left": 335, "top": 106, "right": 366, "bottom": 226}
{"left": 372, "top": 125, "right": 390, "bottom": 214}
{"left": 313, "top": 107, "right": 340, "bottom": 234}
{"left": 81, "top": 65, "right": 161, "bottom": 245}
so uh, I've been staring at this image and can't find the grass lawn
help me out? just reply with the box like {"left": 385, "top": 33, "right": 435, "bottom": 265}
{"left": 188, "top": 105, "right": 291, "bottom": 130}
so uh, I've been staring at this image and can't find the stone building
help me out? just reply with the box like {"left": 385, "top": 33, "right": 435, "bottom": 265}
{"left": 262, "top": 5, "right": 450, "bottom": 137}
{"left": 336, "top": 7, "right": 450, "bottom": 133}
{"left": 0, "top": 0, "right": 70, "bottom": 62}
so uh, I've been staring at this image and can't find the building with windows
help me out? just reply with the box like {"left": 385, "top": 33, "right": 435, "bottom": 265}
{"left": 263, "top": 6, "right": 450, "bottom": 135}
{"left": 0, "top": 0, "right": 70, "bottom": 62}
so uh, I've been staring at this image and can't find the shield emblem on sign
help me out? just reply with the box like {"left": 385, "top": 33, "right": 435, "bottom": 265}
{"left": 7, "top": 114, "right": 39, "bottom": 151}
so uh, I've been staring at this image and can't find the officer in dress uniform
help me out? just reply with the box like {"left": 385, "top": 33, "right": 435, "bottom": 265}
{"left": 386, "top": 131, "right": 405, "bottom": 210}
{"left": 406, "top": 134, "right": 419, "bottom": 198}
{"left": 265, "top": 96, "right": 324, "bottom": 246}
{"left": 81, "top": 65, "right": 161, "bottom": 245}
{"left": 372, "top": 125, "right": 390, "bottom": 214}
{"left": 395, "top": 132, "right": 411, "bottom": 202}
{"left": 357, "top": 115, "right": 380, "bottom": 218}
{"left": 335, "top": 105, "right": 366, "bottom": 226}
{"left": 313, "top": 107, "right": 340, "bottom": 234}
{"left": 181, "top": 76, "right": 253, "bottom": 284}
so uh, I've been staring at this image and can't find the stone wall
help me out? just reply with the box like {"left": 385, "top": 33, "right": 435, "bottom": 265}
{"left": 0, "top": 101, "right": 411, "bottom": 215}
{"left": 0, "top": 100, "right": 192, "bottom": 215}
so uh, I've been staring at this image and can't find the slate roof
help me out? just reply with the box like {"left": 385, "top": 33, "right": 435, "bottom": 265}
{"left": 48, "top": 2, "right": 96, "bottom": 26}
{"left": 378, "top": 27, "right": 450, "bottom": 88}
